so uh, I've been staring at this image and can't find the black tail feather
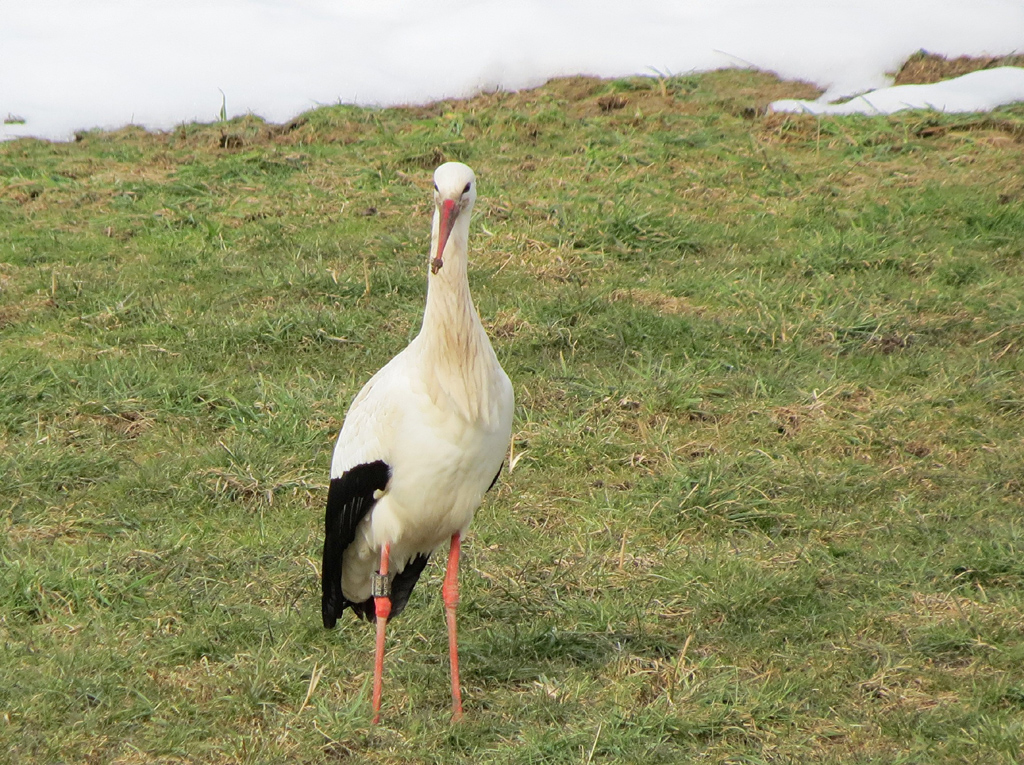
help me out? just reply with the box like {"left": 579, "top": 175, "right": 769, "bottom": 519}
{"left": 487, "top": 461, "right": 504, "bottom": 493}
{"left": 390, "top": 553, "right": 431, "bottom": 619}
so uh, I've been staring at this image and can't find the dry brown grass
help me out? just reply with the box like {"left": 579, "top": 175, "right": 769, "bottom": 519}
{"left": 894, "top": 51, "right": 1024, "bottom": 85}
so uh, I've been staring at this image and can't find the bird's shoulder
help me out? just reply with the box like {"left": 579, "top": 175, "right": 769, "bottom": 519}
{"left": 347, "top": 345, "right": 418, "bottom": 411}
{"left": 330, "top": 345, "right": 423, "bottom": 477}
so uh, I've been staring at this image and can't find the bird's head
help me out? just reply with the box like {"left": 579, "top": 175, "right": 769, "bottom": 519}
{"left": 431, "top": 162, "right": 476, "bottom": 275}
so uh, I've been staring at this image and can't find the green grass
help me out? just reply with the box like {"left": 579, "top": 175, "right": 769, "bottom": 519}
{"left": 2, "top": 69, "right": 1024, "bottom": 763}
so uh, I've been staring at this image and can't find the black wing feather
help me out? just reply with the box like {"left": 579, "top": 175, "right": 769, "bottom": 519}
{"left": 321, "top": 460, "right": 390, "bottom": 628}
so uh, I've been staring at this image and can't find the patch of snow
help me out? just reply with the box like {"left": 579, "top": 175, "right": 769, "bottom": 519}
{"left": 2, "top": 0, "right": 1023, "bottom": 141}
{"left": 770, "top": 67, "right": 1024, "bottom": 116}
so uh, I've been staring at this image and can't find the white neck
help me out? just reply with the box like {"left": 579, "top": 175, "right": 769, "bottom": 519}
{"left": 423, "top": 206, "right": 474, "bottom": 328}
{"left": 417, "top": 206, "right": 501, "bottom": 422}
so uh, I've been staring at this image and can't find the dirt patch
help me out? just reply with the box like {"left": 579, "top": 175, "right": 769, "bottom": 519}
{"left": 100, "top": 410, "right": 154, "bottom": 439}
{"left": 859, "top": 669, "right": 960, "bottom": 712}
{"left": 597, "top": 94, "right": 628, "bottom": 112}
{"left": 894, "top": 51, "right": 1024, "bottom": 86}
{"left": 885, "top": 592, "right": 1013, "bottom": 631}
{"left": 608, "top": 287, "right": 705, "bottom": 317}
{"left": 770, "top": 400, "right": 827, "bottom": 437}
{"left": 0, "top": 262, "right": 16, "bottom": 289}
{"left": 539, "top": 75, "right": 608, "bottom": 104}
{"left": 486, "top": 309, "right": 533, "bottom": 339}
{"left": 757, "top": 113, "right": 822, "bottom": 144}
{"left": 0, "top": 304, "right": 21, "bottom": 328}
{"left": 0, "top": 180, "right": 46, "bottom": 205}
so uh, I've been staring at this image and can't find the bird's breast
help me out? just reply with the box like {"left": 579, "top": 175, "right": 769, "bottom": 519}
{"left": 369, "top": 396, "right": 508, "bottom": 551}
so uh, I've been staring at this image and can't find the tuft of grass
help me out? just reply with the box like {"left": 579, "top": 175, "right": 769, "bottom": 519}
{"left": 2, "top": 66, "right": 1024, "bottom": 763}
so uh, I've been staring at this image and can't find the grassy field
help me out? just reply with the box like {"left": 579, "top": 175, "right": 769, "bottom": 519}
{"left": 2, "top": 64, "right": 1023, "bottom": 764}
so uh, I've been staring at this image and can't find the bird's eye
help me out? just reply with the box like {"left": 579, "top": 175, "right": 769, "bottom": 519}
{"left": 463, "top": 182, "right": 471, "bottom": 194}
{"left": 434, "top": 182, "right": 439, "bottom": 192}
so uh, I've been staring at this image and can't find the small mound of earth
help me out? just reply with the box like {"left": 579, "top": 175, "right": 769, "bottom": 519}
{"left": 894, "top": 51, "right": 1024, "bottom": 86}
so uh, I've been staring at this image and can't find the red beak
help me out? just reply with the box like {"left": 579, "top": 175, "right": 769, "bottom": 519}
{"left": 431, "top": 199, "right": 458, "bottom": 274}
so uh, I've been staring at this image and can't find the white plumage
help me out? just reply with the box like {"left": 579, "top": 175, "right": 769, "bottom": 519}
{"left": 321, "top": 162, "right": 513, "bottom": 723}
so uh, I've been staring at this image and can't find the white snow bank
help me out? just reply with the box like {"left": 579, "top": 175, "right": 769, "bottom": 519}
{"left": 770, "top": 67, "right": 1024, "bottom": 116}
{"left": 2, "top": 0, "right": 1023, "bottom": 142}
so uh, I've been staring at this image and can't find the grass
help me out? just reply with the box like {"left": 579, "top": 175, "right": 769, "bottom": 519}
{"left": 2, "top": 67, "right": 1024, "bottom": 763}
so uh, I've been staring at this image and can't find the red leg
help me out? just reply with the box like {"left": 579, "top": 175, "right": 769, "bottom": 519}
{"left": 443, "top": 532, "right": 464, "bottom": 721}
{"left": 371, "top": 543, "right": 391, "bottom": 725}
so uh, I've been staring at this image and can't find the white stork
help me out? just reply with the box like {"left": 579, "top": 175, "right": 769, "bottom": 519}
{"left": 321, "top": 162, "right": 514, "bottom": 723}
